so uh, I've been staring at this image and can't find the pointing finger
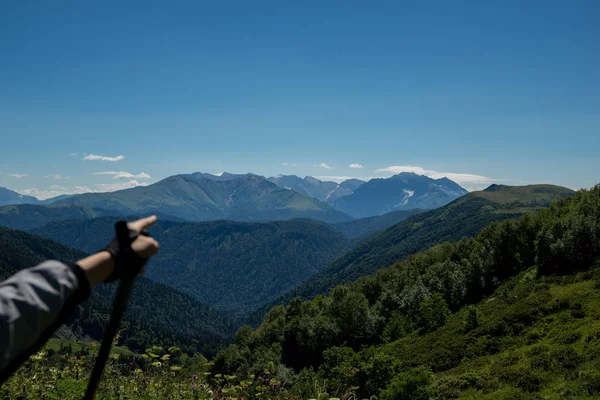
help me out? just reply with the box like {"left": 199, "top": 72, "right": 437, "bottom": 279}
{"left": 129, "top": 215, "right": 157, "bottom": 233}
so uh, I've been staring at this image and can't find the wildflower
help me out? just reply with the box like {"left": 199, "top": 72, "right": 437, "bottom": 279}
{"left": 192, "top": 373, "right": 198, "bottom": 379}
{"left": 265, "top": 378, "right": 270, "bottom": 383}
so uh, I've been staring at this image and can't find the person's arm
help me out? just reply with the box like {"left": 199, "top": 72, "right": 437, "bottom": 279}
{"left": 0, "top": 216, "right": 159, "bottom": 382}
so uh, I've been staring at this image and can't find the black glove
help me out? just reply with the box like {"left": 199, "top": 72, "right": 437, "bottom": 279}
{"left": 103, "top": 221, "right": 151, "bottom": 282}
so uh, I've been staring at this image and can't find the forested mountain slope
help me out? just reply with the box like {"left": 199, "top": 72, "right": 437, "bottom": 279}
{"left": 0, "top": 203, "right": 109, "bottom": 230}
{"left": 34, "top": 218, "right": 350, "bottom": 319}
{"left": 251, "top": 184, "right": 574, "bottom": 323}
{"left": 214, "top": 184, "right": 600, "bottom": 399}
{"left": 331, "top": 209, "right": 424, "bottom": 239}
{"left": 0, "top": 226, "right": 232, "bottom": 356}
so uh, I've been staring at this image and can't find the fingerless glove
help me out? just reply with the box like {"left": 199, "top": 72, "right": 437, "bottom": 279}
{"left": 102, "top": 222, "right": 150, "bottom": 282}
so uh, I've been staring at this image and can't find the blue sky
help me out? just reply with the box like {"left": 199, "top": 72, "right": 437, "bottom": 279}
{"left": 1, "top": 1, "right": 598, "bottom": 198}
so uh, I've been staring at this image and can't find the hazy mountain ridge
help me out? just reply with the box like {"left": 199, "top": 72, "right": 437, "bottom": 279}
{"left": 0, "top": 172, "right": 471, "bottom": 225}
{"left": 0, "top": 187, "right": 72, "bottom": 206}
{"left": 55, "top": 173, "right": 352, "bottom": 223}
{"left": 0, "top": 187, "right": 41, "bottom": 206}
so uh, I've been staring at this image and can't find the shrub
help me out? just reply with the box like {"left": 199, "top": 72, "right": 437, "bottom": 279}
{"left": 464, "top": 306, "right": 479, "bottom": 332}
{"left": 380, "top": 366, "right": 437, "bottom": 400}
{"left": 383, "top": 312, "right": 415, "bottom": 342}
{"left": 419, "top": 294, "right": 451, "bottom": 333}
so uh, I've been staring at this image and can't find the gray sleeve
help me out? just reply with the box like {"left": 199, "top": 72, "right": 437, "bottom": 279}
{"left": 0, "top": 260, "right": 90, "bottom": 376}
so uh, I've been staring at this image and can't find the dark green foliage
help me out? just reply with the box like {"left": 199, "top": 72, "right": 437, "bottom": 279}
{"left": 0, "top": 226, "right": 232, "bottom": 356}
{"left": 379, "top": 366, "right": 437, "bottom": 400}
{"left": 464, "top": 306, "right": 480, "bottom": 332}
{"left": 255, "top": 184, "right": 574, "bottom": 322}
{"left": 35, "top": 218, "right": 350, "bottom": 319}
{"left": 382, "top": 311, "right": 414, "bottom": 342}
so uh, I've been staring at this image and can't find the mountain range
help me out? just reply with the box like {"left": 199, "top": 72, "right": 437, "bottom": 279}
{"left": 54, "top": 173, "right": 352, "bottom": 223}
{"left": 0, "top": 171, "right": 470, "bottom": 225}
{"left": 0, "top": 172, "right": 587, "bottom": 399}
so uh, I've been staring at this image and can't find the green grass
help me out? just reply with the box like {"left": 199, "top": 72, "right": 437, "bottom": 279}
{"left": 471, "top": 184, "right": 574, "bottom": 206}
{"left": 381, "top": 266, "right": 600, "bottom": 399}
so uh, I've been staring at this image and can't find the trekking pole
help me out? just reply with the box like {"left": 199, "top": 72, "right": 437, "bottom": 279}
{"left": 83, "top": 221, "right": 138, "bottom": 400}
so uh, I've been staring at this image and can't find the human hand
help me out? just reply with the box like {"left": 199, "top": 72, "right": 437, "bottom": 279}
{"left": 128, "top": 215, "right": 160, "bottom": 262}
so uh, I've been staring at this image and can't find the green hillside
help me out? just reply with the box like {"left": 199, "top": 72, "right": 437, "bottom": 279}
{"left": 34, "top": 218, "right": 351, "bottom": 319}
{"left": 254, "top": 184, "right": 574, "bottom": 321}
{"left": 208, "top": 184, "right": 600, "bottom": 399}
{"left": 0, "top": 226, "right": 232, "bottom": 356}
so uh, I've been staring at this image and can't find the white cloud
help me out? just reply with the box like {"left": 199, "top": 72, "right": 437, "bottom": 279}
{"left": 45, "top": 174, "right": 69, "bottom": 180}
{"left": 281, "top": 162, "right": 297, "bottom": 167}
{"left": 348, "top": 163, "right": 364, "bottom": 169}
{"left": 95, "top": 180, "right": 149, "bottom": 192}
{"left": 315, "top": 175, "right": 377, "bottom": 183}
{"left": 18, "top": 185, "right": 92, "bottom": 200}
{"left": 375, "top": 165, "right": 498, "bottom": 191}
{"left": 10, "top": 174, "right": 28, "bottom": 179}
{"left": 83, "top": 154, "right": 125, "bottom": 162}
{"left": 17, "top": 180, "right": 148, "bottom": 200}
{"left": 318, "top": 163, "right": 332, "bottom": 169}
{"left": 93, "top": 171, "right": 151, "bottom": 180}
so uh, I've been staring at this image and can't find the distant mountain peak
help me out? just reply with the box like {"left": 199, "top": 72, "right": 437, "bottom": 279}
{"left": 0, "top": 187, "right": 41, "bottom": 206}
{"left": 332, "top": 173, "right": 468, "bottom": 218}
{"left": 484, "top": 184, "right": 504, "bottom": 192}
{"left": 268, "top": 175, "right": 365, "bottom": 203}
